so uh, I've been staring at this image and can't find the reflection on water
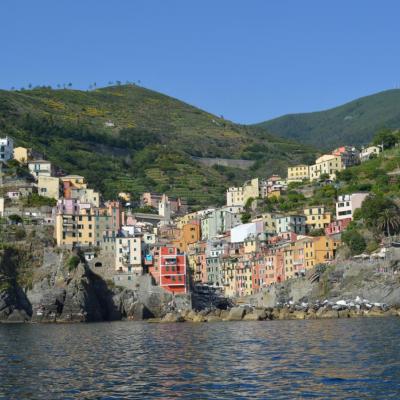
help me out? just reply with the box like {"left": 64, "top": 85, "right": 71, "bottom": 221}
{"left": 0, "top": 318, "right": 399, "bottom": 399}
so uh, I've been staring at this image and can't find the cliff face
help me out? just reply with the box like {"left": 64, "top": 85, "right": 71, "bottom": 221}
{"left": 0, "top": 241, "right": 192, "bottom": 323}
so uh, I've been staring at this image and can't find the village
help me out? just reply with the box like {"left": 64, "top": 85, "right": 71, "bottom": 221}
{"left": 0, "top": 136, "right": 385, "bottom": 298}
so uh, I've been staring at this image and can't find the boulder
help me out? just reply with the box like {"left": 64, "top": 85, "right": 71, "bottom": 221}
{"left": 226, "top": 307, "right": 245, "bottom": 321}
{"left": 161, "top": 312, "right": 185, "bottom": 323}
{"left": 206, "top": 315, "right": 222, "bottom": 322}
{"left": 316, "top": 308, "right": 339, "bottom": 319}
{"left": 338, "top": 309, "right": 350, "bottom": 318}
{"left": 243, "top": 309, "right": 267, "bottom": 321}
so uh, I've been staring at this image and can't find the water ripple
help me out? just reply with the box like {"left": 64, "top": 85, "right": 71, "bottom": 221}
{"left": 0, "top": 318, "right": 399, "bottom": 399}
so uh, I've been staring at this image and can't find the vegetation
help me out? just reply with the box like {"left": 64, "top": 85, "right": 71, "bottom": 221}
{"left": 67, "top": 255, "right": 80, "bottom": 272}
{"left": 341, "top": 229, "right": 366, "bottom": 255}
{"left": 0, "top": 85, "right": 315, "bottom": 207}
{"left": 22, "top": 193, "right": 56, "bottom": 207}
{"left": 255, "top": 89, "right": 400, "bottom": 149}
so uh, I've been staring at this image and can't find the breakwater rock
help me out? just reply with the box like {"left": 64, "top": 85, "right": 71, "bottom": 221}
{"left": 150, "top": 300, "right": 400, "bottom": 324}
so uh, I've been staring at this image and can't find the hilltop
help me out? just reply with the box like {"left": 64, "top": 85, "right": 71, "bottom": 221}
{"left": 255, "top": 89, "right": 400, "bottom": 149}
{"left": 0, "top": 85, "right": 315, "bottom": 206}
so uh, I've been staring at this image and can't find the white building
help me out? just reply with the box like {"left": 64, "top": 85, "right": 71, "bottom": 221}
{"left": 226, "top": 186, "right": 244, "bottom": 206}
{"left": 230, "top": 221, "right": 264, "bottom": 243}
{"left": 336, "top": 193, "right": 369, "bottom": 221}
{"left": 115, "top": 234, "right": 143, "bottom": 275}
{"left": 360, "top": 146, "right": 381, "bottom": 162}
{"left": 310, "top": 154, "right": 343, "bottom": 181}
{"left": 28, "top": 160, "right": 53, "bottom": 179}
{"left": 0, "top": 137, "right": 14, "bottom": 161}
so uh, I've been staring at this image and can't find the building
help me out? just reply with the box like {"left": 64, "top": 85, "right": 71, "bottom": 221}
{"left": 115, "top": 233, "right": 143, "bottom": 275}
{"left": 230, "top": 221, "right": 264, "bottom": 243}
{"left": 0, "top": 137, "right": 14, "bottom": 162}
{"left": 159, "top": 246, "right": 187, "bottom": 294}
{"left": 309, "top": 154, "right": 343, "bottom": 181}
{"left": 360, "top": 146, "right": 381, "bottom": 162}
{"left": 172, "top": 220, "right": 201, "bottom": 253}
{"left": 70, "top": 187, "right": 100, "bottom": 207}
{"left": 303, "top": 206, "right": 332, "bottom": 232}
{"left": 55, "top": 199, "right": 95, "bottom": 247}
{"left": 13, "top": 146, "right": 31, "bottom": 164}
{"left": 28, "top": 160, "right": 53, "bottom": 179}
{"left": 201, "top": 207, "right": 242, "bottom": 240}
{"left": 332, "top": 146, "right": 360, "bottom": 168}
{"left": 141, "top": 192, "right": 187, "bottom": 215}
{"left": 61, "top": 175, "right": 88, "bottom": 198}
{"left": 287, "top": 165, "right": 310, "bottom": 183}
{"left": 226, "top": 186, "right": 244, "bottom": 207}
{"left": 226, "top": 178, "right": 259, "bottom": 206}
{"left": 38, "top": 176, "right": 61, "bottom": 200}
{"left": 275, "top": 215, "right": 306, "bottom": 235}
{"left": 303, "top": 236, "right": 340, "bottom": 269}
{"left": 336, "top": 193, "right": 369, "bottom": 221}
{"left": 325, "top": 218, "right": 351, "bottom": 235}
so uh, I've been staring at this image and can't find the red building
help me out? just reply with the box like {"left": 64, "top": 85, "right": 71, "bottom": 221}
{"left": 159, "top": 246, "right": 187, "bottom": 294}
{"left": 325, "top": 218, "right": 351, "bottom": 235}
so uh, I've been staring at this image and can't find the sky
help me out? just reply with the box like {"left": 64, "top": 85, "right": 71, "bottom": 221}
{"left": 0, "top": 0, "right": 399, "bottom": 123}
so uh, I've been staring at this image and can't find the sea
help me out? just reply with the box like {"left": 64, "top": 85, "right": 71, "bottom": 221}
{"left": 0, "top": 318, "right": 399, "bottom": 399}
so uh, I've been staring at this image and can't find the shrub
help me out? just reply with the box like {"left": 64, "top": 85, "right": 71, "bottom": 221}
{"left": 67, "top": 255, "right": 80, "bottom": 272}
{"left": 341, "top": 230, "right": 366, "bottom": 255}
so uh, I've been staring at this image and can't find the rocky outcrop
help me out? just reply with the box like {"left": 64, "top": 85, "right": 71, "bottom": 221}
{"left": 0, "top": 286, "right": 31, "bottom": 323}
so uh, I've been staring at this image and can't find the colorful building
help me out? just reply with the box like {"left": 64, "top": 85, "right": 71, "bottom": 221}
{"left": 287, "top": 165, "right": 310, "bottom": 182}
{"left": 303, "top": 206, "right": 332, "bottom": 232}
{"left": 159, "top": 246, "right": 187, "bottom": 294}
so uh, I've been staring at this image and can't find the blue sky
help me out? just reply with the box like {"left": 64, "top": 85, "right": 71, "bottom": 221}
{"left": 0, "top": 1, "right": 399, "bottom": 123}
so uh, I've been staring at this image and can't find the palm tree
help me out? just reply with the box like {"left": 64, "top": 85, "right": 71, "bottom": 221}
{"left": 377, "top": 207, "right": 400, "bottom": 237}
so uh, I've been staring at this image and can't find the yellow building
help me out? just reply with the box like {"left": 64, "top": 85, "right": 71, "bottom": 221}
{"left": 303, "top": 206, "right": 332, "bottom": 232}
{"left": 176, "top": 211, "right": 199, "bottom": 229}
{"left": 55, "top": 204, "right": 95, "bottom": 247}
{"left": 310, "top": 155, "right": 343, "bottom": 181}
{"left": 303, "top": 236, "right": 340, "bottom": 269}
{"left": 287, "top": 165, "right": 310, "bottom": 182}
{"left": 13, "top": 147, "right": 31, "bottom": 164}
{"left": 243, "top": 178, "right": 259, "bottom": 205}
{"left": 283, "top": 242, "right": 295, "bottom": 280}
{"left": 38, "top": 176, "right": 61, "bottom": 200}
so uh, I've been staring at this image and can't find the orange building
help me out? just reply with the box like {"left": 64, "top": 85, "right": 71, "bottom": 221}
{"left": 173, "top": 221, "right": 201, "bottom": 253}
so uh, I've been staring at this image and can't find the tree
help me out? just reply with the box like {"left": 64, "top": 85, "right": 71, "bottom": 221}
{"left": 359, "top": 194, "right": 399, "bottom": 234}
{"left": 241, "top": 212, "right": 251, "bottom": 224}
{"left": 373, "top": 128, "right": 397, "bottom": 150}
{"left": 342, "top": 229, "right": 366, "bottom": 255}
{"left": 377, "top": 208, "right": 400, "bottom": 237}
{"left": 8, "top": 214, "right": 23, "bottom": 224}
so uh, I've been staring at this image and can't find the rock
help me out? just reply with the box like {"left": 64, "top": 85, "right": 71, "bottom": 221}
{"left": 206, "top": 315, "right": 222, "bottom": 322}
{"left": 291, "top": 310, "right": 306, "bottom": 320}
{"left": 161, "top": 312, "right": 185, "bottom": 323}
{"left": 185, "top": 310, "right": 198, "bottom": 321}
{"left": 6, "top": 309, "right": 30, "bottom": 323}
{"left": 220, "top": 310, "right": 230, "bottom": 320}
{"left": 192, "top": 314, "right": 207, "bottom": 323}
{"left": 338, "top": 309, "right": 350, "bottom": 318}
{"left": 226, "top": 307, "right": 246, "bottom": 321}
{"left": 316, "top": 309, "right": 339, "bottom": 319}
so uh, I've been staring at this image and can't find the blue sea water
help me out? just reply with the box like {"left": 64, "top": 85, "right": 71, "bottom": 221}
{"left": 0, "top": 318, "right": 399, "bottom": 399}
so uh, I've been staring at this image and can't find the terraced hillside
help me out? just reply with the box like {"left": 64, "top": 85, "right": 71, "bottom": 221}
{"left": 0, "top": 85, "right": 315, "bottom": 206}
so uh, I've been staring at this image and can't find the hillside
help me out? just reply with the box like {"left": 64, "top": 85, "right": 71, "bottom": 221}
{"left": 0, "top": 85, "right": 315, "bottom": 206}
{"left": 255, "top": 89, "right": 400, "bottom": 149}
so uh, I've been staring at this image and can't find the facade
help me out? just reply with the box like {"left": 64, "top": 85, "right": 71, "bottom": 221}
{"left": 70, "top": 187, "right": 100, "bottom": 207}
{"left": 274, "top": 215, "right": 306, "bottom": 235}
{"left": 336, "top": 193, "right": 369, "bottom": 221}
{"left": 287, "top": 165, "right": 310, "bottom": 182}
{"left": 115, "top": 234, "right": 143, "bottom": 275}
{"left": 201, "top": 208, "right": 241, "bottom": 240}
{"left": 332, "top": 146, "right": 360, "bottom": 168}
{"left": 226, "top": 186, "right": 244, "bottom": 207}
{"left": 38, "top": 176, "right": 61, "bottom": 200}
{"left": 309, "top": 154, "right": 343, "bottom": 181}
{"left": 55, "top": 199, "right": 95, "bottom": 247}
{"left": 28, "top": 160, "right": 53, "bottom": 179}
{"left": 173, "top": 220, "right": 201, "bottom": 253}
{"left": 13, "top": 146, "right": 31, "bottom": 164}
{"left": 230, "top": 221, "right": 264, "bottom": 243}
{"left": 159, "top": 246, "right": 187, "bottom": 294}
{"left": 303, "top": 206, "right": 332, "bottom": 231}
{"left": 0, "top": 137, "right": 14, "bottom": 162}
{"left": 141, "top": 192, "right": 187, "bottom": 215}
{"left": 325, "top": 218, "right": 351, "bottom": 235}
{"left": 360, "top": 146, "right": 381, "bottom": 162}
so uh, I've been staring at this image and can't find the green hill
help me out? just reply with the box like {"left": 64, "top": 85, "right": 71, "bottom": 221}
{"left": 255, "top": 89, "right": 400, "bottom": 150}
{"left": 0, "top": 85, "right": 315, "bottom": 206}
